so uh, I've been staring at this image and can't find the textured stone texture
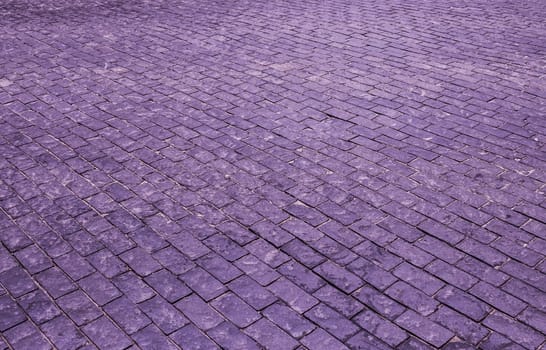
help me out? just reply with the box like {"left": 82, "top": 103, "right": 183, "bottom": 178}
{"left": 0, "top": 0, "right": 545, "bottom": 349}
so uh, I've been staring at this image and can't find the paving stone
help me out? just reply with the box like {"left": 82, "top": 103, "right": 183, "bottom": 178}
{"left": 281, "top": 218, "right": 323, "bottom": 242}
{"left": 153, "top": 246, "right": 195, "bottom": 275}
{"left": 34, "top": 231, "right": 72, "bottom": 258}
{"left": 1, "top": 226, "right": 32, "bottom": 253}
{"left": 234, "top": 254, "right": 280, "bottom": 286}
{"left": 0, "top": 337, "right": 7, "bottom": 350}
{"left": 36, "top": 267, "right": 78, "bottom": 299}
{"left": 175, "top": 294, "right": 224, "bottom": 331}
{"left": 436, "top": 286, "right": 491, "bottom": 322}
{"left": 139, "top": 296, "right": 188, "bottom": 334}
{"left": 94, "top": 228, "right": 135, "bottom": 256}
{"left": 4, "top": 321, "right": 51, "bottom": 350}
{"left": 354, "top": 309, "right": 408, "bottom": 347}
{"left": 502, "top": 278, "right": 546, "bottom": 312}
{"left": 285, "top": 202, "right": 328, "bottom": 227}
{"left": 18, "top": 290, "right": 61, "bottom": 324}
{"left": 88, "top": 249, "right": 127, "bottom": 279}
{"left": 490, "top": 237, "right": 543, "bottom": 267}
{"left": 55, "top": 251, "right": 95, "bottom": 281}
{"left": 479, "top": 332, "right": 527, "bottom": 350}
{"left": 0, "top": 246, "right": 17, "bottom": 273}
{"left": 78, "top": 272, "right": 121, "bottom": 306}
{"left": 203, "top": 234, "right": 248, "bottom": 262}
{"left": 353, "top": 285, "right": 406, "bottom": 320}
{"left": 483, "top": 312, "right": 545, "bottom": 350}
{"left": 129, "top": 227, "right": 169, "bottom": 253}
{"left": 196, "top": 252, "right": 243, "bottom": 283}
{"left": 305, "top": 303, "right": 360, "bottom": 341}
{"left": 210, "top": 292, "right": 260, "bottom": 328}
{"left": 442, "top": 341, "right": 476, "bottom": 350}
{"left": 301, "top": 329, "right": 349, "bottom": 350}
{"left": 104, "top": 296, "right": 151, "bottom": 334}
{"left": 246, "top": 317, "right": 300, "bottom": 350}
{"left": 425, "top": 259, "right": 478, "bottom": 290}
{"left": 386, "top": 281, "right": 439, "bottom": 316}
{"left": 469, "top": 281, "right": 527, "bottom": 317}
{"left": 1, "top": 0, "right": 545, "bottom": 347}
{"left": 0, "top": 295, "right": 26, "bottom": 331}
{"left": 132, "top": 324, "right": 178, "bottom": 350}
{"left": 170, "top": 324, "right": 220, "bottom": 350}
{"left": 120, "top": 247, "right": 162, "bottom": 277}
{"left": 455, "top": 255, "right": 509, "bottom": 287}
{"left": 0, "top": 267, "right": 37, "bottom": 297}
{"left": 430, "top": 306, "right": 489, "bottom": 345}
{"left": 82, "top": 316, "right": 132, "bottom": 350}
{"left": 379, "top": 217, "right": 423, "bottom": 242}
{"left": 387, "top": 239, "right": 434, "bottom": 268}
{"left": 314, "top": 259, "right": 364, "bottom": 293}
{"left": 220, "top": 221, "right": 259, "bottom": 246}
{"left": 245, "top": 238, "right": 291, "bottom": 268}
{"left": 268, "top": 277, "right": 317, "bottom": 313}
{"left": 319, "top": 220, "right": 364, "bottom": 248}
{"left": 415, "top": 236, "right": 465, "bottom": 264}
{"left": 350, "top": 221, "right": 395, "bottom": 247}
{"left": 346, "top": 330, "right": 392, "bottom": 350}
{"left": 501, "top": 261, "right": 546, "bottom": 292}
{"left": 14, "top": 244, "right": 52, "bottom": 274}
{"left": 262, "top": 303, "right": 315, "bottom": 338}
{"left": 144, "top": 269, "right": 191, "bottom": 303}
{"left": 253, "top": 199, "right": 289, "bottom": 224}
{"left": 313, "top": 284, "right": 364, "bottom": 318}
{"left": 395, "top": 310, "right": 454, "bottom": 348}
{"left": 310, "top": 236, "right": 358, "bottom": 266}
{"left": 180, "top": 267, "right": 227, "bottom": 301}
{"left": 207, "top": 321, "right": 260, "bottom": 350}
{"left": 41, "top": 315, "right": 88, "bottom": 350}
{"left": 65, "top": 230, "right": 103, "bottom": 257}
{"left": 393, "top": 262, "right": 444, "bottom": 296}
{"left": 281, "top": 239, "right": 326, "bottom": 268}
{"left": 352, "top": 240, "right": 402, "bottom": 270}
{"left": 57, "top": 291, "right": 102, "bottom": 326}
{"left": 112, "top": 271, "right": 156, "bottom": 304}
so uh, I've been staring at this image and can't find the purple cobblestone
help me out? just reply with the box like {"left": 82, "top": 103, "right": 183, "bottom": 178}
{"left": 56, "top": 290, "right": 102, "bottom": 326}
{"left": 210, "top": 292, "right": 260, "bottom": 328}
{"left": 170, "top": 324, "right": 219, "bottom": 350}
{"left": 41, "top": 315, "right": 89, "bottom": 349}
{"left": 305, "top": 303, "right": 360, "bottom": 341}
{"left": 1, "top": 0, "right": 545, "bottom": 349}
{"left": 395, "top": 310, "right": 454, "bottom": 348}
{"left": 138, "top": 296, "right": 188, "bottom": 335}
{"left": 245, "top": 318, "right": 300, "bottom": 350}
{"left": 18, "top": 289, "right": 61, "bottom": 325}
{"left": 3, "top": 321, "right": 51, "bottom": 350}
{"left": 132, "top": 324, "right": 178, "bottom": 350}
{"left": 354, "top": 309, "right": 408, "bottom": 347}
{"left": 483, "top": 312, "right": 545, "bottom": 350}
{"left": 175, "top": 294, "right": 224, "bottom": 331}
{"left": 207, "top": 321, "right": 260, "bottom": 350}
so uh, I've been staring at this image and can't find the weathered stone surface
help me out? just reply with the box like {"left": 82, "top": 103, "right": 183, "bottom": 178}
{"left": 0, "top": 1, "right": 545, "bottom": 348}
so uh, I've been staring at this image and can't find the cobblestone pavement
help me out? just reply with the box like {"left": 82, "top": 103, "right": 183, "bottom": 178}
{"left": 0, "top": 0, "right": 545, "bottom": 349}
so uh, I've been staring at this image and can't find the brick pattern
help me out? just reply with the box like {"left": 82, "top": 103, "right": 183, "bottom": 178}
{"left": 0, "top": 0, "right": 545, "bottom": 349}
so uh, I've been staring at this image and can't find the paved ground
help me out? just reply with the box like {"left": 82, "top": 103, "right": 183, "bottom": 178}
{"left": 0, "top": 0, "right": 545, "bottom": 349}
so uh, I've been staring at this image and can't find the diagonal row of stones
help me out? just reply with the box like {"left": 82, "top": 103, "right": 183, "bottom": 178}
{"left": 0, "top": 0, "right": 545, "bottom": 349}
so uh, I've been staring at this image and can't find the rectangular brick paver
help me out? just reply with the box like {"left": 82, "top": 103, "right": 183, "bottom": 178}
{"left": 0, "top": 0, "right": 545, "bottom": 349}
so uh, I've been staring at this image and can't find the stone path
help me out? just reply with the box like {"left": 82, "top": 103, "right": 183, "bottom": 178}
{"left": 1, "top": 0, "right": 545, "bottom": 349}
